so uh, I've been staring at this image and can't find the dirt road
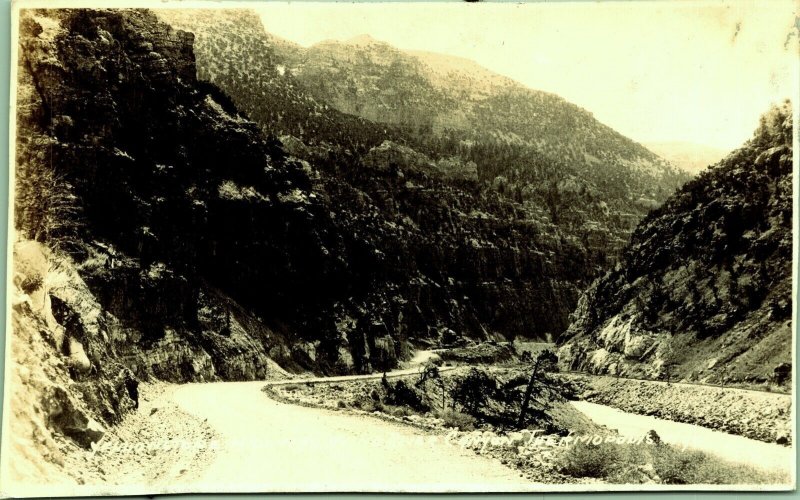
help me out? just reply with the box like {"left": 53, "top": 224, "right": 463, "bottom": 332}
{"left": 166, "top": 381, "right": 532, "bottom": 492}
{"left": 264, "top": 364, "right": 457, "bottom": 387}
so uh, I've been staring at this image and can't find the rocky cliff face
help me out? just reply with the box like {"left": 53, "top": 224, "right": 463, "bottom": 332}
{"left": 6, "top": 240, "right": 138, "bottom": 478}
{"left": 557, "top": 103, "right": 793, "bottom": 388}
{"left": 15, "top": 8, "right": 314, "bottom": 385}
{"left": 156, "top": 9, "right": 393, "bottom": 152}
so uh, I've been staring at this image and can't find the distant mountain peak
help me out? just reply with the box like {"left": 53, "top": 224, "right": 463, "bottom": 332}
{"left": 345, "top": 33, "right": 380, "bottom": 45}
{"left": 310, "top": 33, "right": 387, "bottom": 49}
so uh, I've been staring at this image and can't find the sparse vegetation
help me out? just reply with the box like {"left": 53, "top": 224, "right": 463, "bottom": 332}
{"left": 15, "top": 137, "right": 85, "bottom": 253}
{"left": 383, "top": 378, "right": 430, "bottom": 412}
{"left": 266, "top": 368, "right": 788, "bottom": 486}
{"left": 437, "top": 343, "right": 516, "bottom": 365}
{"left": 451, "top": 368, "right": 495, "bottom": 415}
{"left": 517, "top": 349, "right": 558, "bottom": 428}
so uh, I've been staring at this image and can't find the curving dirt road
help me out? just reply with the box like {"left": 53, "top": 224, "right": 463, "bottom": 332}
{"left": 264, "top": 364, "right": 457, "bottom": 387}
{"left": 166, "top": 381, "right": 533, "bottom": 492}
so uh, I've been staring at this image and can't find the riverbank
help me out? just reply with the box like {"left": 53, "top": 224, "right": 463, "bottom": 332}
{"left": 571, "top": 401, "right": 794, "bottom": 478}
{"left": 263, "top": 369, "right": 596, "bottom": 484}
{"left": 264, "top": 367, "right": 787, "bottom": 486}
{"left": 564, "top": 374, "right": 792, "bottom": 445}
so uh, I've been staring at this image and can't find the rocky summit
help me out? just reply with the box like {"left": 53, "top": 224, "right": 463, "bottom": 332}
{"left": 557, "top": 102, "right": 793, "bottom": 387}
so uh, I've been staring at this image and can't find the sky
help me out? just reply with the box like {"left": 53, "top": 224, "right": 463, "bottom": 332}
{"left": 257, "top": 1, "right": 798, "bottom": 151}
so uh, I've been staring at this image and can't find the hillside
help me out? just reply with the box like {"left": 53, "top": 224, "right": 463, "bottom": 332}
{"left": 275, "top": 25, "right": 689, "bottom": 207}
{"left": 557, "top": 102, "right": 793, "bottom": 388}
{"left": 157, "top": 9, "right": 689, "bottom": 241}
{"left": 154, "top": 9, "right": 393, "bottom": 152}
{"left": 13, "top": 4, "right": 612, "bottom": 408}
{"left": 154, "top": 9, "right": 698, "bottom": 346}
{"left": 155, "top": 8, "right": 654, "bottom": 339}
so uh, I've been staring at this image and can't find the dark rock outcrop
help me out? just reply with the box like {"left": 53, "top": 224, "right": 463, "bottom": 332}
{"left": 16, "top": 8, "right": 299, "bottom": 382}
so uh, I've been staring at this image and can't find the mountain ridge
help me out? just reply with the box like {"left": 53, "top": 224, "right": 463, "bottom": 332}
{"left": 154, "top": 7, "right": 700, "bottom": 353}
{"left": 157, "top": 8, "right": 689, "bottom": 231}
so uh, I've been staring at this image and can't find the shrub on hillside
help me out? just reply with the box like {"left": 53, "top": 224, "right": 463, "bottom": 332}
{"left": 383, "top": 379, "right": 430, "bottom": 412}
{"left": 20, "top": 273, "right": 44, "bottom": 295}
{"left": 438, "top": 409, "right": 477, "bottom": 431}
{"left": 451, "top": 368, "right": 496, "bottom": 415}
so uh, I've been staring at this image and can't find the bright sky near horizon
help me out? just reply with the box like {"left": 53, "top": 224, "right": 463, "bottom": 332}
{"left": 257, "top": 1, "right": 797, "bottom": 151}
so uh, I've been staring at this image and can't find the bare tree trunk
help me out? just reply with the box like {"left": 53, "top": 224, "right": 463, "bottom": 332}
{"left": 517, "top": 358, "right": 541, "bottom": 428}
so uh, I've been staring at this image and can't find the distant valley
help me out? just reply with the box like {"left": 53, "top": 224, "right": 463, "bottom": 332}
{"left": 645, "top": 141, "right": 731, "bottom": 176}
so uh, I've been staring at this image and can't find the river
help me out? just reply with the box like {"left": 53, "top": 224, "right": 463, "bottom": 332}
{"left": 570, "top": 400, "right": 794, "bottom": 476}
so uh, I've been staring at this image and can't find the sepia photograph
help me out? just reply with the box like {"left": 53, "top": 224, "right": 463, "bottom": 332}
{"left": 0, "top": 0, "right": 796, "bottom": 495}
